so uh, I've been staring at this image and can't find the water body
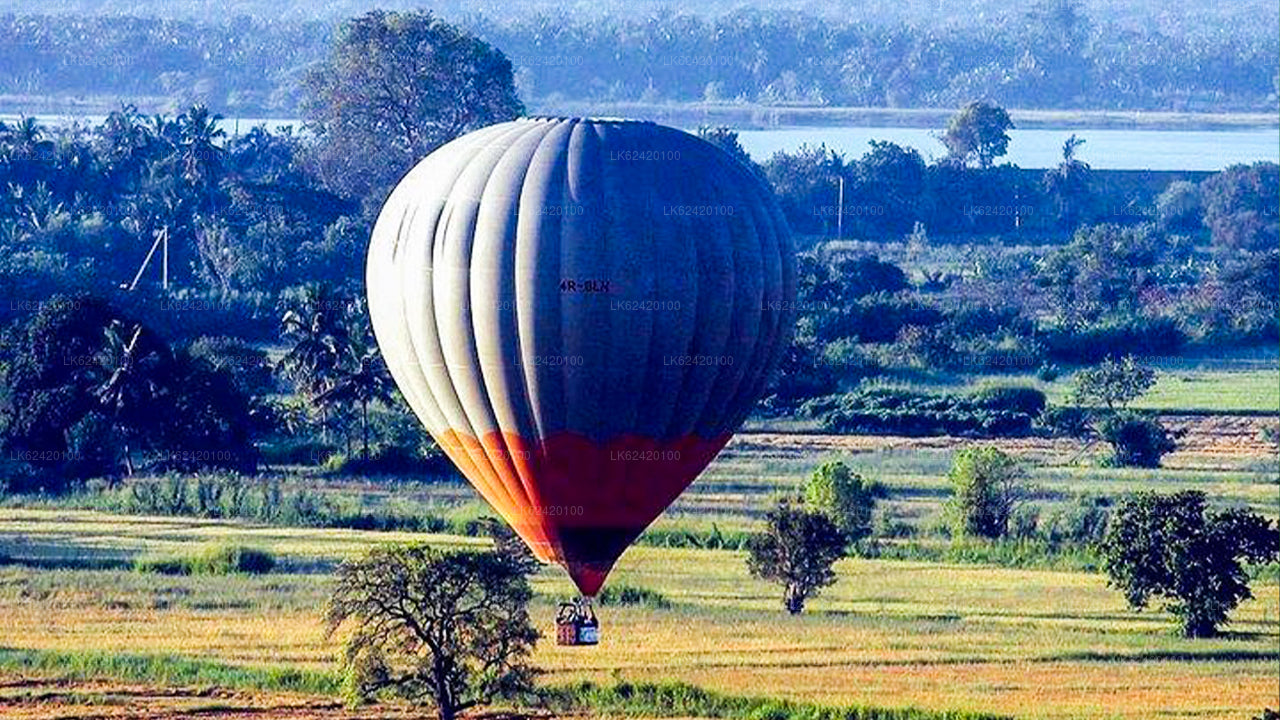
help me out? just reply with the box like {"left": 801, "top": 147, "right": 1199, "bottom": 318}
{"left": 736, "top": 126, "right": 1280, "bottom": 171}
{"left": 9, "top": 114, "right": 1277, "bottom": 171}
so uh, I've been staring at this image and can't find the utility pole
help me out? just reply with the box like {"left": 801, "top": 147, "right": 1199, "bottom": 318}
{"left": 121, "top": 226, "right": 170, "bottom": 292}
{"left": 836, "top": 176, "right": 844, "bottom": 240}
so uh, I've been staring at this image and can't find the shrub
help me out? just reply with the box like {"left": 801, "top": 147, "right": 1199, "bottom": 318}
{"left": 321, "top": 446, "right": 454, "bottom": 477}
{"left": 973, "top": 386, "right": 1047, "bottom": 417}
{"left": 802, "top": 460, "right": 885, "bottom": 542}
{"left": 1045, "top": 318, "right": 1185, "bottom": 364}
{"left": 1099, "top": 414, "right": 1177, "bottom": 468}
{"left": 597, "top": 583, "right": 672, "bottom": 609}
{"left": 804, "top": 387, "right": 1041, "bottom": 438}
{"left": 1041, "top": 495, "right": 1112, "bottom": 544}
{"left": 946, "top": 447, "right": 1024, "bottom": 540}
{"left": 135, "top": 544, "right": 276, "bottom": 575}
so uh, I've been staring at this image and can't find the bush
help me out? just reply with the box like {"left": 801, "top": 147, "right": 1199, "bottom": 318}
{"left": 322, "top": 446, "right": 455, "bottom": 477}
{"left": 946, "top": 447, "right": 1024, "bottom": 540}
{"left": 1099, "top": 414, "right": 1177, "bottom": 468}
{"left": 1036, "top": 405, "right": 1092, "bottom": 438}
{"left": 972, "top": 386, "right": 1047, "bottom": 417}
{"left": 597, "top": 583, "right": 672, "bottom": 609}
{"left": 135, "top": 544, "right": 276, "bottom": 575}
{"left": 803, "top": 386, "right": 1042, "bottom": 438}
{"left": 1044, "top": 317, "right": 1185, "bottom": 364}
{"left": 1040, "top": 495, "right": 1112, "bottom": 544}
{"left": 803, "top": 460, "right": 884, "bottom": 542}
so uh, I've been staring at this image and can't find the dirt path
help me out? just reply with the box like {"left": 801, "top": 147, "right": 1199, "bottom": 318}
{"left": 731, "top": 414, "right": 1279, "bottom": 465}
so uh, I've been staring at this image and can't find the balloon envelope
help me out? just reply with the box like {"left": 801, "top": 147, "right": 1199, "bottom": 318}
{"left": 367, "top": 117, "right": 795, "bottom": 595}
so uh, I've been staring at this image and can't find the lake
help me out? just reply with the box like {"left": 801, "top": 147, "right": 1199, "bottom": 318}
{"left": 8, "top": 114, "right": 1278, "bottom": 171}
{"left": 736, "top": 126, "right": 1280, "bottom": 171}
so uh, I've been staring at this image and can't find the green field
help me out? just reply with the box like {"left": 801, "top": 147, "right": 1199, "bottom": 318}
{"left": 0, "top": 419, "right": 1276, "bottom": 720}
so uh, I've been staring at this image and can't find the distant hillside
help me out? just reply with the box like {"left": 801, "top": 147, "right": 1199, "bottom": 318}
{"left": 0, "top": 0, "right": 1275, "bottom": 34}
{"left": 0, "top": 3, "right": 1275, "bottom": 118}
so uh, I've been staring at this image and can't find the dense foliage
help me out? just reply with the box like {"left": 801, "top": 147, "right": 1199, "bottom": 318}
{"left": 1100, "top": 491, "right": 1279, "bottom": 637}
{"left": 2, "top": 2, "right": 1276, "bottom": 114}
{"left": 802, "top": 460, "right": 885, "bottom": 542}
{"left": 946, "top": 447, "right": 1025, "bottom": 539}
{"left": 746, "top": 498, "right": 849, "bottom": 614}
{"left": 326, "top": 544, "right": 538, "bottom": 720}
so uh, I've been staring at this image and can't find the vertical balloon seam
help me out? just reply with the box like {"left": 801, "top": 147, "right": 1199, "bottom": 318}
{"left": 560, "top": 120, "right": 606, "bottom": 440}
{"left": 596, "top": 121, "right": 647, "bottom": 442}
{"left": 417, "top": 163, "right": 520, "bottom": 522}
{"left": 402, "top": 177, "right": 523, "bottom": 527}
{"left": 656, "top": 132, "right": 712, "bottom": 442}
{"left": 435, "top": 123, "right": 541, "bottom": 524}
{"left": 645, "top": 144, "right": 699, "bottom": 443}
{"left": 390, "top": 130, "right": 522, "bottom": 517}
{"left": 611, "top": 121, "right": 662, "bottom": 511}
{"left": 691, "top": 139, "right": 762, "bottom": 437}
{"left": 469, "top": 120, "right": 562, "bottom": 554}
{"left": 715, "top": 175, "right": 778, "bottom": 435}
{"left": 666, "top": 132, "right": 737, "bottom": 441}
{"left": 735, "top": 183, "right": 796, "bottom": 432}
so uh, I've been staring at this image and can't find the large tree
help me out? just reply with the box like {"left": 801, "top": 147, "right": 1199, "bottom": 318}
{"left": 303, "top": 11, "right": 525, "bottom": 200}
{"left": 940, "top": 101, "right": 1014, "bottom": 169}
{"left": 1100, "top": 491, "right": 1278, "bottom": 638}
{"left": 326, "top": 544, "right": 538, "bottom": 720}
{"left": 746, "top": 498, "right": 848, "bottom": 614}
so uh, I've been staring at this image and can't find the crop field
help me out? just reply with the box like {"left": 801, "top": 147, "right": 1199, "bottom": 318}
{"left": 0, "top": 366, "right": 1274, "bottom": 720}
{"left": 0, "top": 413, "right": 1276, "bottom": 720}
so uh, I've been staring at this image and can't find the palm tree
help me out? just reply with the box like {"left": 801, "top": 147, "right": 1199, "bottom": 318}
{"left": 177, "top": 104, "right": 226, "bottom": 199}
{"left": 318, "top": 347, "right": 394, "bottom": 461}
{"left": 276, "top": 284, "right": 352, "bottom": 442}
{"left": 94, "top": 321, "right": 161, "bottom": 475}
{"left": 1044, "top": 134, "right": 1092, "bottom": 230}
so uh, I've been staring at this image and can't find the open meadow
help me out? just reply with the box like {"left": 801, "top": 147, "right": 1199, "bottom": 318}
{"left": 0, "top": 405, "right": 1275, "bottom": 720}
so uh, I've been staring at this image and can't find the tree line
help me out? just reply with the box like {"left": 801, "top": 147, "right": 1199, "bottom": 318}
{"left": 1, "top": 0, "right": 1276, "bottom": 116}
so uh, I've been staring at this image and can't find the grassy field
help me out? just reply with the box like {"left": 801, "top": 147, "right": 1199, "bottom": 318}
{"left": 0, "top": 498, "right": 1275, "bottom": 720}
{"left": 860, "top": 346, "right": 1280, "bottom": 415}
{"left": 0, "top": 357, "right": 1275, "bottom": 720}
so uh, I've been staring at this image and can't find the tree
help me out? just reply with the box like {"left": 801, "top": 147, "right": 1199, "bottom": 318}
{"left": 276, "top": 284, "right": 353, "bottom": 441}
{"left": 0, "top": 295, "right": 116, "bottom": 490}
{"left": 1070, "top": 355, "right": 1155, "bottom": 412}
{"left": 303, "top": 11, "right": 524, "bottom": 199}
{"left": 940, "top": 101, "right": 1014, "bottom": 169}
{"left": 849, "top": 140, "right": 926, "bottom": 236}
{"left": 1097, "top": 414, "right": 1177, "bottom": 468}
{"left": 1099, "top": 491, "right": 1279, "bottom": 638}
{"left": 761, "top": 144, "right": 845, "bottom": 236}
{"left": 1154, "top": 180, "right": 1201, "bottom": 232}
{"left": 1198, "top": 162, "right": 1279, "bottom": 253}
{"left": 1070, "top": 356, "right": 1176, "bottom": 467}
{"left": 746, "top": 498, "right": 848, "bottom": 614}
{"left": 696, "top": 126, "right": 765, "bottom": 180}
{"left": 1043, "top": 134, "right": 1092, "bottom": 229}
{"left": 946, "top": 446, "right": 1024, "bottom": 539}
{"left": 803, "top": 460, "right": 885, "bottom": 543}
{"left": 326, "top": 544, "right": 539, "bottom": 720}
{"left": 319, "top": 346, "right": 394, "bottom": 461}
{"left": 94, "top": 321, "right": 162, "bottom": 476}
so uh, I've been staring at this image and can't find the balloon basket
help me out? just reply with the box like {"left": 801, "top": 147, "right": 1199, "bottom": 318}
{"left": 555, "top": 597, "right": 599, "bottom": 646}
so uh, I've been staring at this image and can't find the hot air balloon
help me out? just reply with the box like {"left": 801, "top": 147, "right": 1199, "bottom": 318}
{"left": 367, "top": 117, "right": 795, "bottom": 603}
